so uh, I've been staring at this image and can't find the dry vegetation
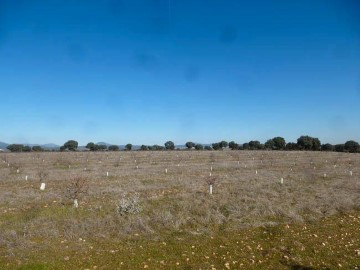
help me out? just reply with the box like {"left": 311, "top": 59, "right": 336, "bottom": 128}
{"left": 0, "top": 151, "right": 359, "bottom": 269}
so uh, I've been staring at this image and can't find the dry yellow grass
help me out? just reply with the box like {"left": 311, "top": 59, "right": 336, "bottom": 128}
{"left": 0, "top": 150, "right": 359, "bottom": 269}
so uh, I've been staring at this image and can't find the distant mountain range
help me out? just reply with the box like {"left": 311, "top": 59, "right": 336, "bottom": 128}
{"left": 96, "top": 142, "right": 111, "bottom": 146}
{"left": 24, "top": 143, "right": 60, "bottom": 149}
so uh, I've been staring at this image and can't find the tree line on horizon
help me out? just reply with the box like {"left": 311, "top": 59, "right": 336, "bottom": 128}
{"left": 4, "top": 135, "right": 360, "bottom": 153}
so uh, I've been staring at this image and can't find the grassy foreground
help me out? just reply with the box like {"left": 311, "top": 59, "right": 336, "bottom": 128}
{"left": 0, "top": 151, "right": 359, "bottom": 269}
{"left": 0, "top": 210, "right": 359, "bottom": 269}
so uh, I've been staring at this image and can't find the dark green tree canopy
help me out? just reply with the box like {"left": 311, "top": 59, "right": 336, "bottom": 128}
{"left": 248, "top": 140, "right": 261, "bottom": 150}
{"left": 153, "top": 145, "right": 165, "bottom": 151}
{"left": 108, "top": 145, "right": 119, "bottom": 151}
{"left": 4, "top": 136, "right": 358, "bottom": 153}
{"left": 219, "top": 141, "right": 228, "bottom": 149}
{"left": 312, "top": 138, "right": 321, "bottom": 151}
{"left": 228, "top": 141, "right": 239, "bottom": 150}
{"left": 97, "top": 144, "right": 107, "bottom": 151}
{"left": 297, "top": 136, "right": 321, "bottom": 151}
{"left": 125, "top": 144, "right": 133, "bottom": 151}
{"left": 272, "top": 137, "right": 286, "bottom": 150}
{"left": 344, "top": 140, "right": 359, "bottom": 153}
{"left": 7, "top": 144, "right": 24, "bottom": 152}
{"left": 195, "top": 144, "right": 204, "bottom": 150}
{"left": 185, "top": 142, "right": 195, "bottom": 149}
{"left": 212, "top": 143, "right": 221, "bottom": 150}
{"left": 164, "top": 141, "right": 175, "bottom": 150}
{"left": 140, "top": 145, "right": 148, "bottom": 151}
{"left": 32, "top": 146, "right": 44, "bottom": 152}
{"left": 242, "top": 143, "right": 250, "bottom": 150}
{"left": 265, "top": 139, "right": 275, "bottom": 150}
{"left": 263, "top": 137, "right": 286, "bottom": 150}
{"left": 63, "top": 140, "right": 78, "bottom": 151}
{"left": 85, "top": 143, "right": 108, "bottom": 151}
{"left": 86, "top": 142, "right": 97, "bottom": 151}
{"left": 23, "top": 145, "right": 31, "bottom": 152}
{"left": 286, "top": 142, "right": 298, "bottom": 150}
{"left": 321, "top": 143, "right": 334, "bottom": 151}
{"left": 297, "top": 136, "right": 313, "bottom": 150}
{"left": 335, "top": 144, "right": 345, "bottom": 152}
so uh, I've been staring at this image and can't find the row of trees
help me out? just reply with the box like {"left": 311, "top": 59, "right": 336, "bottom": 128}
{"left": 5, "top": 136, "right": 360, "bottom": 153}
{"left": 84, "top": 142, "right": 131, "bottom": 152}
{"left": 84, "top": 137, "right": 358, "bottom": 153}
{"left": 6, "top": 144, "right": 44, "bottom": 152}
{"left": 238, "top": 136, "right": 359, "bottom": 153}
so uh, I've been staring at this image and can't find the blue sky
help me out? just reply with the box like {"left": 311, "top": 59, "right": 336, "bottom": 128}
{"left": 0, "top": 0, "right": 359, "bottom": 145}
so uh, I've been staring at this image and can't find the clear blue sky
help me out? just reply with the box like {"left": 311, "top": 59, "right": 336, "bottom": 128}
{"left": 0, "top": 0, "right": 359, "bottom": 145}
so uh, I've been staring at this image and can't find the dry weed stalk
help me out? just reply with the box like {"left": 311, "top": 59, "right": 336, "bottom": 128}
{"left": 209, "top": 153, "right": 215, "bottom": 165}
{"left": 37, "top": 167, "right": 49, "bottom": 182}
{"left": 176, "top": 155, "right": 183, "bottom": 166}
{"left": 65, "top": 176, "right": 89, "bottom": 208}
{"left": 229, "top": 152, "right": 240, "bottom": 164}
{"left": 10, "top": 162, "right": 21, "bottom": 174}
{"left": 114, "top": 157, "right": 121, "bottom": 167}
{"left": 1, "top": 154, "right": 8, "bottom": 164}
{"left": 347, "top": 160, "right": 353, "bottom": 177}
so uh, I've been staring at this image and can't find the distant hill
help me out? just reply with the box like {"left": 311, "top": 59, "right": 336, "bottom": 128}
{"left": 23, "top": 143, "right": 60, "bottom": 150}
{"left": 176, "top": 145, "right": 186, "bottom": 149}
{"left": 0, "top": 141, "right": 9, "bottom": 150}
{"left": 96, "top": 142, "right": 111, "bottom": 146}
{"left": 41, "top": 143, "right": 60, "bottom": 150}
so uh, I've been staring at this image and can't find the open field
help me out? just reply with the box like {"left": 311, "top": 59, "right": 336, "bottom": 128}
{"left": 0, "top": 151, "right": 359, "bottom": 269}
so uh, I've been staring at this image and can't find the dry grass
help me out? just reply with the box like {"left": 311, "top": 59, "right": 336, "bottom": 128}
{"left": 0, "top": 150, "right": 359, "bottom": 269}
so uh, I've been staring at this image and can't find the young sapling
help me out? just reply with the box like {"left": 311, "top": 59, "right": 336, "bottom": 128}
{"left": 205, "top": 176, "right": 217, "bottom": 195}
